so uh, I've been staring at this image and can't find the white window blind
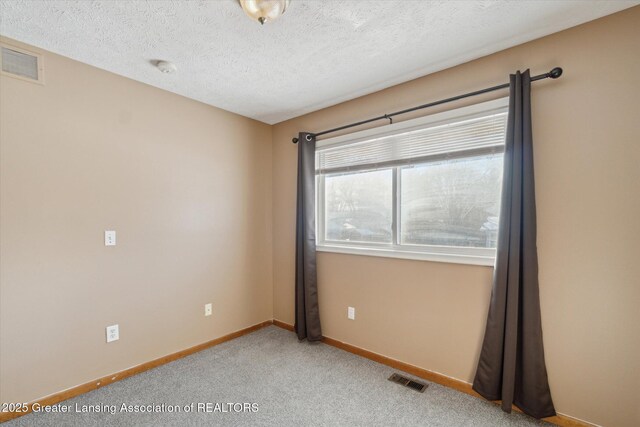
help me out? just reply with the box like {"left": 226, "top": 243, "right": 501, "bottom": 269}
{"left": 316, "top": 112, "right": 508, "bottom": 174}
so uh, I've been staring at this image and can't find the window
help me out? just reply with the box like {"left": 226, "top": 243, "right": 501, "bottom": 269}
{"left": 316, "top": 98, "right": 508, "bottom": 266}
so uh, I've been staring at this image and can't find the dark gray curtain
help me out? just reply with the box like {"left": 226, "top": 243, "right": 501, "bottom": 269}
{"left": 295, "top": 132, "right": 322, "bottom": 341}
{"left": 472, "top": 70, "right": 555, "bottom": 419}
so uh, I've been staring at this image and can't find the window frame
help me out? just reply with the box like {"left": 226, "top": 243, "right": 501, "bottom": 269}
{"left": 315, "top": 98, "right": 509, "bottom": 267}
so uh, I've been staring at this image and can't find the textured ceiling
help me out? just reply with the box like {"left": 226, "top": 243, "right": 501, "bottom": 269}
{"left": 0, "top": 1, "right": 637, "bottom": 124}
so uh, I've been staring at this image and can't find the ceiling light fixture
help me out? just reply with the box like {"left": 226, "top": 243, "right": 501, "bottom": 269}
{"left": 239, "top": 0, "right": 290, "bottom": 25}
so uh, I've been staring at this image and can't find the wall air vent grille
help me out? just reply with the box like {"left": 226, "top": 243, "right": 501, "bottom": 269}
{"left": 1, "top": 45, "right": 42, "bottom": 83}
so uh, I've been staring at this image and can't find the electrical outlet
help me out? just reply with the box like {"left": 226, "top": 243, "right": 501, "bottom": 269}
{"left": 205, "top": 303, "right": 212, "bottom": 316}
{"left": 347, "top": 306, "right": 355, "bottom": 320}
{"left": 106, "top": 324, "right": 119, "bottom": 343}
{"left": 105, "top": 230, "right": 116, "bottom": 246}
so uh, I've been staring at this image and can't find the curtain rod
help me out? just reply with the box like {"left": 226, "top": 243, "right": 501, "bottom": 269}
{"left": 292, "top": 67, "right": 563, "bottom": 143}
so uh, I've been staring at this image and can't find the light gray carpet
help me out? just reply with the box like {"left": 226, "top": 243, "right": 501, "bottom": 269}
{"left": 5, "top": 326, "right": 548, "bottom": 426}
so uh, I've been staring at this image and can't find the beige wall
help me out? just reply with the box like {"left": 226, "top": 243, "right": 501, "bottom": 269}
{"left": 273, "top": 7, "right": 640, "bottom": 427}
{"left": 0, "top": 38, "right": 273, "bottom": 404}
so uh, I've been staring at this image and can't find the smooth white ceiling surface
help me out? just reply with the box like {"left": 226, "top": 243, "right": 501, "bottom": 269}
{"left": 0, "top": 1, "right": 637, "bottom": 124}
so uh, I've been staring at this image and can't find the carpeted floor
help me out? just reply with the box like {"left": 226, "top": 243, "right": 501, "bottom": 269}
{"left": 5, "top": 326, "right": 548, "bottom": 426}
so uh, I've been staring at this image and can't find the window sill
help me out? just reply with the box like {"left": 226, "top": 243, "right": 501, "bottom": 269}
{"left": 316, "top": 244, "right": 496, "bottom": 267}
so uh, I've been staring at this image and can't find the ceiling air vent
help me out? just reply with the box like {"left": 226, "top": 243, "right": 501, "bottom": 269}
{"left": 1, "top": 44, "right": 43, "bottom": 83}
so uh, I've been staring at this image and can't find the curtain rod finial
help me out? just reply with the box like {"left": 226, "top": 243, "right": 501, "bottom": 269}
{"left": 293, "top": 134, "right": 313, "bottom": 143}
{"left": 549, "top": 67, "right": 563, "bottom": 79}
